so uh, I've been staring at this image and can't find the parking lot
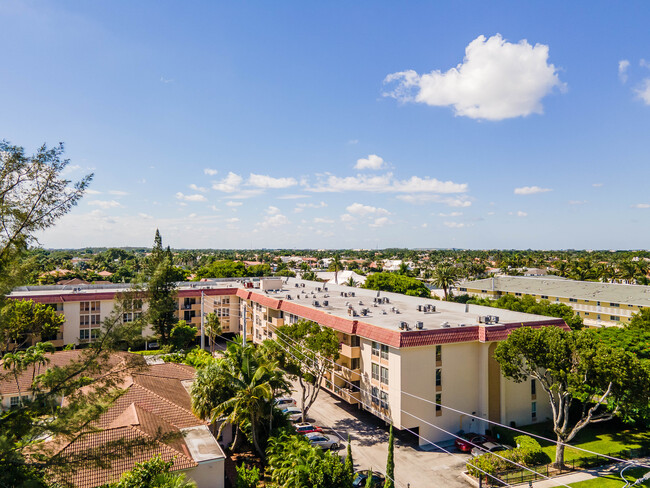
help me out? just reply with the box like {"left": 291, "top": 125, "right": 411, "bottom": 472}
{"left": 294, "top": 384, "right": 473, "bottom": 488}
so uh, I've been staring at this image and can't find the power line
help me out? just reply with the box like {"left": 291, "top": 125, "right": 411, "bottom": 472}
{"left": 271, "top": 327, "right": 650, "bottom": 471}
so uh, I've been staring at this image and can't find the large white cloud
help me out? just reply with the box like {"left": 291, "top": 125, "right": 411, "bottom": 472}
{"left": 248, "top": 173, "right": 297, "bottom": 188}
{"left": 212, "top": 172, "right": 243, "bottom": 192}
{"left": 619, "top": 60, "right": 630, "bottom": 83}
{"left": 635, "top": 79, "right": 650, "bottom": 105}
{"left": 88, "top": 200, "right": 122, "bottom": 209}
{"left": 355, "top": 154, "right": 386, "bottom": 170}
{"left": 383, "top": 34, "right": 563, "bottom": 120}
{"left": 175, "top": 192, "right": 207, "bottom": 202}
{"left": 514, "top": 186, "right": 552, "bottom": 195}
{"left": 309, "top": 172, "right": 466, "bottom": 194}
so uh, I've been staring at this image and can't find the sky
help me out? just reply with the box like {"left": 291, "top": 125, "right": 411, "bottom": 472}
{"left": 1, "top": 1, "right": 650, "bottom": 250}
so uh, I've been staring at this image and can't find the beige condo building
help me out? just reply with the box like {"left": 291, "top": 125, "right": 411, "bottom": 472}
{"left": 9, "top": 277, "right": 567, "bottom": 446}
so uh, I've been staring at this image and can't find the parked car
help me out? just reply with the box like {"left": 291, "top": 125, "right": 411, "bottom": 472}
{"left": 471, "top": 441, "right": 513, "bottom": 457}
{"left": 281, "top": 406, "right": 302, "bottom": 422}
{"left": 275, "top": 397, "right": 297, "bottom": 408}
{"left": 455, "top": 432, "right": 496, "bottom": 452}
{"left": 294, "top": 422, "right": 323, "bottom": 435}
{"left": 305, "top": 432, "right": 340, "bottom": 450}
{"left": 352, "top": 470, "right": 385, "bottom": 487}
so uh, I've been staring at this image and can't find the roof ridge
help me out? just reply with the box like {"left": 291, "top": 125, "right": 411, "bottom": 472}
{"left": 130, "top": 383, "right": 204, "bottom": 427}
{"left": 129, "top": 425, "right": 197, "bottom": 468}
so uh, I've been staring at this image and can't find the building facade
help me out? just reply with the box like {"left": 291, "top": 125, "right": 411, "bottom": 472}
{"left": 456, "top": 276, "right": 649, "bottom": 327}
{"left": 9, "top": 278, "right": 567, "bottom": 446}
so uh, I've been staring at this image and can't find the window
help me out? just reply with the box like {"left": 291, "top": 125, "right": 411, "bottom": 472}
{"left": 371, "top": 341, "right": 380, "bottom": 357}
{"left": 80, "top": 329, "right": 90, "bottom": 340}
{"left": 541, "top": 295, "right": 548, "bottom": 299}
{"left": 459, "top": 287, "right": 467, "bottom": 292}
{"left": 610, "top": 316, "right": 620, "bottom": 321}
{"left": 80, "top": 315, "right": 89, "bottom": 326}
{"left": 585, "top": 312, "right": 589, "bottom": 316}
{"left": 10, "top": 396, "right": 20, "bottom": 407}
{"left": 610, "top": 303, "right": 620, "bottom": 307}
{"left": 532, "top": 401, "right": 537, "bottom": 420}
{"left": 80, "top": 302, "right": 90, "bottom": 313}
{"left": 380, "top": 391, "right": 389, "bottom": 409}
{"left": 435, "top": 368, "right": 442, "bottom": 387}
{"left": 351, "top": 358, "right": 360, "bottom": 370}
{"left": 515, "top": 292, "right": 522, "bottom": 297}
{"left": 90, "top": 314, "right": 101, "bottom": 325}
{"left": 569, "top": 298, "right": 577, "bottom": 303}
{"left": 380, "top": 344, "right": 389, "bottom": 360}
{"left": 481, "top": 290, "right": 487, "bottom": 293}
{"left": 597, "top": 314, "right": 601, "bottom": 320}
{"left": 380, "top": 366, "right": 389, "bottom": 385}
{"left": 371, "top": 363, "right": 380, "bottom": 381}
{"left": 435, "top": 345, "right": 442, "bottom": 363}
{"left": 531, "top": 379, "right": 536, "bottom": 396}
{"left": 222, "top": 297, "right": 230, "bottom": 305}
{"left": 351, "top": 335, "right": 360, "bottom": 347}
{"left": 90, "top": 301, "right": 100, "bottom": 312}
{"left": 91, "top": 328, "right": 100, "bottom": 339}
{"left": 371, "top": 386, "right": 379, "bottom": 405}
{"left": 435, "top": 393, "right": 442, "bottom": 412}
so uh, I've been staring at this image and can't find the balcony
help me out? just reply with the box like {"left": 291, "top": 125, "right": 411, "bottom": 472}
{"left": 334, "top": 386, "right": 360, "bottom": 405}
{"left": 333, "top": 364, "right": 361, "bottom": 382}
{"left": 339, "top": 343, "right": 361, "bottom": 359}
{"left": 269, "top": 317, "right": 285, "bottom": 328}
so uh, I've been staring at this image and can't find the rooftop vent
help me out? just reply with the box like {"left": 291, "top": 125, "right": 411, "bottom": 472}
{"left": 442, "top": 322, "right": 451, "bottom": 328}
{"left": 312, "top": 300, "right": 320, "bottom": 307}
{"left": 286, "top": 295, "right": 293, "bottom": 300}
{"left": 323, "top": 300, "right": 329, "bottom": 306}
{"left": 416, "top": 321, "right": 424, "bottom": 329}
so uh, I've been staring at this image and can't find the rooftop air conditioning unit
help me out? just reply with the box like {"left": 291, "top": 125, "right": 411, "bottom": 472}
{"left": 431, "top": 306, "right": 436, "bottom": 312}
{"left": 360, "top": 309, "right": 367, "bottom": 316}
{"left": 384, "top": 297, "right": 390, "bottom": 304}
{"left": 416, "top": 321, "right": 424, "bottom": 329}
{"left": 382, "top": 310, "right": 387, "bottom": 315}
{"left": 395, "top": 309, "right": 400, "bottom": 314}
{"left": 488, "top": 315, "right": 500, "bottom": 323}
{"left": 323, "top": 287, "right": 328, "bottom": 291}
{"left": 358, "top": 300, "right": 363, "bottom": 305}
{"left": 350, "top": 292, "right": 355, "bottom": 297}
{"left": 312, "top": 300, "right": 320, "bottom": 307}
{"left": 399, "top": 321, "right": 408, "bottom": 329}
{"left": 295, "top": 283, "right": 299, "bottom": 287}
{"left": 417, "top": 305, "right": 423, "bottom": 312}
{"left": 316, "top": 287, "right": 322, "bottom": 292}
{"left": 478, "top": 316, "right": 488, "bottom": 323}
{"left": 286, "top": 295, "right": 292, "bottom": 300}
{"left": 323, "top": 300, "right": 328, "bottom": 306}
{"left": 301, "top": 283, "right": 305, "bottom": 288}
{"left": 442, "top": 322, "right": 451, "bottom": 328}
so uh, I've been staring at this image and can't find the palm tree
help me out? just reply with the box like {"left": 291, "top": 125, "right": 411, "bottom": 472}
{"left": 203, "top": 312, "right": 221, "bottom": 354}
{"left": 332, "top": 255, "right": 342, "bottom": 284}
{"left": 431, "top": 265, "right": 458, "bottom": 300}
{"left": 344, "top": 276, "right": 357, "bottom": 287}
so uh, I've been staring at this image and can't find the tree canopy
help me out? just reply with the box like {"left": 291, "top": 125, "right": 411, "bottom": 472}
{"left": 363, "top": 272, "right": 430, "bottom": 298}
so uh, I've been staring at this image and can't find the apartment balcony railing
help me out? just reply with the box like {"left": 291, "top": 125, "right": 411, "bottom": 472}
{"left": 339, "top": 343, "right": 361, "bottom": 359}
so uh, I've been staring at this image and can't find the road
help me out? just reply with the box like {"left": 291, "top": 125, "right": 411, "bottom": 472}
{"left": 295, "top": 383, "right": 473, "bottom": 488}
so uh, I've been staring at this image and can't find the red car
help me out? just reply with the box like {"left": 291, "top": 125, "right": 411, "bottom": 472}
{"left": 294, "top": 422, "right": 323, "bottom": 435}
{"left": 455, "top": 433, "right": 496, "bottom": 452}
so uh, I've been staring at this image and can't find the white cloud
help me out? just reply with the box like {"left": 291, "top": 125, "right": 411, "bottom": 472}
{"left": 212, "top": 172, "right": 243, "bottom": 193}
{"left": 86, "top": 189, "right": 102, "bottom": 195}
{"left": 248, "top": 173, "right": 297, "bottom": 189}
{"left": 444, "top": 221, "right": 466, "bottom": 228}
{"left": 258, "top": 214, "right": 290, "bottom": 228}
{"left": 508, "top": 211, "right": 528, "bottom": 217}
{"left": 226, "top": 217, "right": 240, "bottom": 223}
{"left": 383, "top": 34, "right": 563, "bottom": 121}
{"left": 189, "top": 184, "right": 208, "bottom": 193}
{"left": 355, "top": 154, "right": 386, "bottom": 170}
{"left": 619, "top": 59, "right": 630, "bottom": 83}
{"left": 632, "top": 203, "right": 650, "bottom": 209}
{"left": 314, "top": 217, "right": 335, "bottom": 224}
{"left": 138, "top": 213, "right": 153, "bottom": 219}
{"left": 340, "top": 214, "right": 355, "bottom": 223}
{"left": 226, "top": 201, "right": 243, "bottom": 207}
{"left": 439, "top": 211, "right": 463, "bottom": 217}
{"left": 204, "top": 168, "right": 218, "bottom": 176}
{"left": 568, "top": 200, "right": 587, "bottom": 205}
{"left": 397, "top": 194, "right": 472, "bottom": 207}
{"left": 108, "top": 190, "right": 128, "bottom": 196}
{"left": 265, "top": 206, "right": 281, "bottom": 215}
{"left": 175, "top": 192, "right": 207, "bottom": 202}
{"left": 635, "top": 79, "right": 650, "bottom": 105}
{"left": 369, "top": 217, "right": 389, "bottom": 228}
{"left": 346, "top": 202, "right": 390, "bottom": 216}
{"left": 592, "top": 183, "right": 604, "bottom": 187}
{"left": 88, "top": 200, "right": 122, "bottom": 209}
{"left": 277, "top": 194, "right": 309, "bottom": 200}
{"left": 297, "top": 201, "right": 327, "bottom": 209}
{"left": 348, "top": 139, "right": 359, "bottom": 145}
{"left": 310, "top": 172, "right": 466, "bottom": 194}
{"left": 514, "top": 186, "right": 552, "bottom": 195}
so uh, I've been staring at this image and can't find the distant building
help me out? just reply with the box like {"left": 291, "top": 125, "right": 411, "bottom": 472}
{"left": 456, "top": 276, "right": 649, "bottom": 327}
{"left": 315, "top": 270, "right": 367, "bottom": 285}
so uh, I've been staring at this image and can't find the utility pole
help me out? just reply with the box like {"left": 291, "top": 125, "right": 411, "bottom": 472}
{"left": 242, "top": 300, "right": 247, "bottom": 345}
{"left": 200, "top": 289, "right": 205, "bottom": 350}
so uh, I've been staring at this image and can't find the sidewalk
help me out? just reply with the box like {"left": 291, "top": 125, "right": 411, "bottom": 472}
{"left": 519, "top": 457, "right": 650, "bottom": 487}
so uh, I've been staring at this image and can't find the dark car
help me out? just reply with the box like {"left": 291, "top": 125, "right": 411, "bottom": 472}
{"left": 353, "top": 470, "right": 385, "bottom": 488}
{"left": 471, "top": 441, "right": 514, "bottom": 457}
{"left": 455, "top": 433, "right": 496, "bottom": 452}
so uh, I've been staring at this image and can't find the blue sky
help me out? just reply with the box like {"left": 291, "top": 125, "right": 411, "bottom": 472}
{"left": 2, "top": 1, "right": 650, "bottom": 250}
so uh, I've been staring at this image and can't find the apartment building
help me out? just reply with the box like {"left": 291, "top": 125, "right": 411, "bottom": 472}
{"left": 9, "top": 278, "right": 567, "bottom": 446}
{"left": 456, "top": 276, "right": 649, "bottom": 327}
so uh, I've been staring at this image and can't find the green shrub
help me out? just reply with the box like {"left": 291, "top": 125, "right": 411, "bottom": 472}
{"left": 466, "top": 435, "right": 550, "bottom": 478}
{"left": 235, "top": 463, "right": 261, "bottom": 488}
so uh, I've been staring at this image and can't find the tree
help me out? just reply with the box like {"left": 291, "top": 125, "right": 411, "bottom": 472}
{"left": 332, "top": 255, "right": 342, "bottom": 284}
{"left": 272, "top": 320, "right": 340, "bottom": 422}
{"left": 344, "top": 434, "right": 354, "bottom": 481}
{"left": 494, "top": 326, "right": 650, "bottom": 467}
{"left": 146, "top": 232, "right": 179, "bottom": 345}
{"left": 363, "top": 272, "right": 430, "bottom": 298}
{"left": 384, "top": 425, "right": 395, "bottom": 488}
{"left": 169, "top": 321, "right": 197, "bottom": 351}
{"left": 112, "top": 455, "right": 196, "bottom": 488}
{"left": 266, "top": 432, "right": 351, "bottom": 488}
{"left": 204, "top": 312, "right": 221, "bottom": 354}
{"left": 0, "top": 141, "right": 92, "bottom": 284}
{"left": 344, "top": 276, "right": 357, "bottom": 287}
{"left": 235, "top": 463, "right": 261, "bottom": 488}
{"left": 0, "top": 299, "right": 65, "bottom": 352}
{"left": 431, "top": 265, "right": 458, "bottom": 300}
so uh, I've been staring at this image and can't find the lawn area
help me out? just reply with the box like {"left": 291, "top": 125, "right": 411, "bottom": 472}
{"left": 569, "top": 467, "right": 650, "bottom": 487}
{"left": 495, "top": 420, "right": 650, "bottom": 465}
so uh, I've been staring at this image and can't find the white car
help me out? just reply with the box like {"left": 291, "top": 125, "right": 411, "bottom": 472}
{"left": 275, "top": 397, "right": 297, "bottom": 408}
{"left": 281, "top": 406, "right": 302, "bottom": 422}
{"left": 305, "top": 432, "right": 340, "bottom": 450}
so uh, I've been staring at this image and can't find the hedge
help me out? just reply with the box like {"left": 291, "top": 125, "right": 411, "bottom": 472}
{"left": 466, "top": 435, "right": 551, "bottom": 477}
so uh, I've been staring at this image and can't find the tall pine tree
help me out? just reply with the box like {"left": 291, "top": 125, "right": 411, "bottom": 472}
{"left": 385, "top": 424, "right": 395, "bottom": 488}
{"left": 145, "top": 231, "right": 178, "bottom": 345}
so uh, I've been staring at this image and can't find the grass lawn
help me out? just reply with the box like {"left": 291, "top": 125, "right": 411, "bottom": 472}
{"left": 496, "top": 420, "right": 650, "bottom": 465}
{"left": 569, "top": 467, "right": 650, "bottom": 487}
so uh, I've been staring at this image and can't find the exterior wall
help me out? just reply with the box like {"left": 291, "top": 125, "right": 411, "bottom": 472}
{"left": 501, "top": 376, "right": 552, "bottom": 429}
{"left": 184, "top": 459, "right": 225, "bottom": 488}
